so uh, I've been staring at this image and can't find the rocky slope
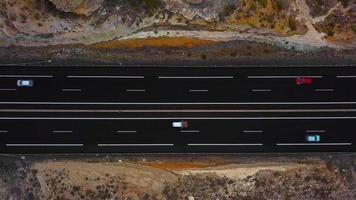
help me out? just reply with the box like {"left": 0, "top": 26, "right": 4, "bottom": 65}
{"left": 0, "top": 0, "right": 354, "bottom": 49}
{"left": 0, "top": 154, "right": 355, "bottom": 200}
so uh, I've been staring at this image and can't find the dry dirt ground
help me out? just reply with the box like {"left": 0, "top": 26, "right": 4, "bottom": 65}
{"left": 0, "top": 154, "right": 355, "bottom": 200}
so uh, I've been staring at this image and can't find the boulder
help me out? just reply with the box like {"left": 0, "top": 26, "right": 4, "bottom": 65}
{"left": 184, "top": 0, "right": 204, "bottom": 5}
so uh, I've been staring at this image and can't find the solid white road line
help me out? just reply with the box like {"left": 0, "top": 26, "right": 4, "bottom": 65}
{"left": 158, "top": 76, "right": 234, "bottom": 79}
{"left": 67, "top": 75, "right": 144, "bottom": 79}
{"left": 6, "top": 144, "right": 84, "bottom": 147}
{"left": 0, "top": 75, "right": 53, "bottom": 78}
{"left": 306, "top": 130, "right": 326, "bottom": 133}
{"left": 97, "top": 144, "right": 174, "bottom": 147}
{"left": 180, "top": 130, "right": 200, "bottom": 133}
{"left": 248, "top": 76, "right": 323, "bottom": 79}
{"left": 277, "top": 143, "right": 352, "bottom": 146}
{"left": 243, "top": 130, "right": 263, "bottom": 133}
{"left": 188, "top": 143, "right": 263, "bottom": 146}
{"left": 1, "top": 117, "right": 356, "bottom": 120}
{"left": 1, "top": 101, "right": 356, "bottom": 105}
{"left": 0, "top": 130, "right": 8, "bottom": 133}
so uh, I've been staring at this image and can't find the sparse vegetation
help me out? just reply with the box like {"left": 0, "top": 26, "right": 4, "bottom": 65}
{"left": 128, "top": 0, "right": 162, "bottom": 11}
{"left": 219, "top": 3, "right": 237, "bottom": 20}
{"left": 232, "top": 0, "right": 306, "bottom": 35}
{"left": 314, "top": 2, "right": 356, "bottom": 43}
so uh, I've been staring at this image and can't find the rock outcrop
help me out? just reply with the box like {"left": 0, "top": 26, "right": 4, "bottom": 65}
{"left": 48, "top": 0, "right": 104, "bottom": 16}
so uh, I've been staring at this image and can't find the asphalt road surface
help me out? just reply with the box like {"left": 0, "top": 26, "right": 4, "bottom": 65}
{"left": 0, "top": 65, "right": 355, "bottom": 153}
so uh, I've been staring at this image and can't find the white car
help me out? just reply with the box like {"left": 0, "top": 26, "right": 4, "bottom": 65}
{"left": 17, "top": 80, "right": 34, "bottom": 87}
{"left": 305, "top": 135, "right": 320, "bottom": 143}
{"left": 172, "top": 121, "right": 189, "bottom": 128}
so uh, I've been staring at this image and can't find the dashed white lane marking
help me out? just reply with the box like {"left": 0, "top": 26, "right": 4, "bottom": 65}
{"left": 61, "top": 89, "right": 82, "bottom": 92}
{"left": 0, "top": 89, "right": 16, "bottom": 91}
{"left": 117, "top": 130, "right": 137, "bottom": 133}
{"left": 315, "top": 89, "right": 334, "bottom": 92}
{"left": 188, "top": 143, "right": 263, "bottom": 146}
{"left": 248, "top": 76, "right": 323, "bottom": 79}
{"left": 158, "top": 76, "right": 234, "bottom": 79}
{"left": 97, "top": 144, "right": 174, "bottom": 147}
{"left": 243, "top": 130, "right": 263, "bottom": 133}
{"left": 180, "top": 130, "right": 200, "bottom": 133}
{"left": 6, "top": 144, "right": 83, "bottom": 147}
{"left": 276, "top": 143, "right": 352, "bottom": 146}
{"left": 67, "top": 75, "right": 144, "bottom": 79}
{"left": 252, "top": 89, "right": 272, "bottom": 92}
{"left": 189, "top": 90, "right": 209, "bottom": 92}
{"left": 52, "top": 130, "right": 73, "bottom": 133}
{"left": 306, "top": 130, "right": 326, "bottom": 133}
{"left": 126, "top": 89, "right": 147, "bottom": 92}
{"left": 0, "top": 75, "right": 53, "bottom": 78}
{"left": 336, "top": 76, "right": 356, "bottom": 78}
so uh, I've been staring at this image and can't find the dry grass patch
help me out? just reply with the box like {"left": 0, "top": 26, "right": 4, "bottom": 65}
{"left": 92, "top": 36, "right": 219, "bottom": 50}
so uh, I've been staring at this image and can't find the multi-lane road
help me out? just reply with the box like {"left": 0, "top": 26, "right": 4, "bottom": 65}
{"left": 0, "top": 66, "right": 355, "bottom": 153}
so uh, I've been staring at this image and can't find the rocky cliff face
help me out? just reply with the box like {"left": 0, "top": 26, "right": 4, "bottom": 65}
{"left": 0, "top": 0, "right": 354, "bottom": 49}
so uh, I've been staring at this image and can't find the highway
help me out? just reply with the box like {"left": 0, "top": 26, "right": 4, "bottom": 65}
{"left": 0, "top": 66, "right": 355, "bottom": 153}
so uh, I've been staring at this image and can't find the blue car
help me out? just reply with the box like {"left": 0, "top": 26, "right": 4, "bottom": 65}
{"left": 305, "top": 135, "right": 320, "bottom": 142}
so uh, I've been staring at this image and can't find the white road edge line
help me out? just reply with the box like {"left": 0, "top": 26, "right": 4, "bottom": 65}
{"left": 188, "top": 144, "right": 263, "bottom": 146}
{"left": 8, "top": 64, "right": 353, "bottom": 68}
{"left": 277, "top": 143, "right": 352, "bottom": 146}
{"left": 1, "top": 109, "right": 356, "bottom": 113}
{"left": 98, "top": 144, "right": 174, "bottom": 147}
{"left": 6, "top": 144, "right": 84, "bottom": 147}
{"left": 1, "top": 101, "right": 356, "bottom": 105}
{"left": 2, "top": 117, "right": 356, "bottom": 120}
{"left": 0, "top": 131, "right": 8, "bottom": 133}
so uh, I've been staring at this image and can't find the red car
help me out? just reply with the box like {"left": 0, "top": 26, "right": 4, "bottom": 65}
{"left": 296, "top": 77, "right": 313, "bottom": 85}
